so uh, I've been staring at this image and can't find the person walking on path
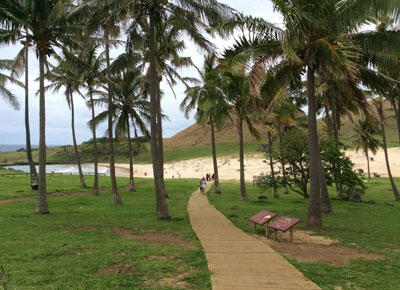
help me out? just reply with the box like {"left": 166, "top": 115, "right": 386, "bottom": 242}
{"left": 200, "top": 177, "right": 207, "bottom": 195}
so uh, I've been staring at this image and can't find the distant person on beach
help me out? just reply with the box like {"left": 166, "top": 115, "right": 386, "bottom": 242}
{"left": 206, "top": 173, "right": 210, "bottom": 181}
{"left": 211, "top": 173, "right": 215, "bottom": 180}
{"left": 200, "top": 177, "right": 207, "bottom": 195}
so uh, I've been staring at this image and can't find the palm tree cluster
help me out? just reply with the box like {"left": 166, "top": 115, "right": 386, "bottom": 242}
{"left": 183, "top": 0, "right": 400, "bottom": 227}
{"left": 0, "top": 0, "right": 232, "bottom": 218}
{"left": 1, "top": 0, "right": 400, "bottom": 227}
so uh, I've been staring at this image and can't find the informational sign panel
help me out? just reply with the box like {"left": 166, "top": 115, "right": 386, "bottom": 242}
{"left": 248, "top": 210, "right": 277, "bottom": 226}
{"left": 267, "top": 216, "right": 301, "bottom": 232}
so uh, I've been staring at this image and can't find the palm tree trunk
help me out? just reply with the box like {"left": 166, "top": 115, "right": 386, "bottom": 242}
{"left": 105, "top": 30, "right": 122, "bottom": 205}
{"left": 24, "top": 39, "right": 38, "bottom": 190}
{"left": 305, "top": 65, "right": 322, "bottom": 227}
{"left": 156, "top": 84, "right": 164, "bottom": 178}
{"left": 365, "top": 147, "right": 371, "bottom": 180}
{"left": 324, "top": 103, "right": 333, "bottom": 139}
{"left": 70, "top": 92, "right": 86, "bottom": 188}
{"left": 156, "top": 82, "right": 167, "bottom": 198}
{"left": 35, "top": 50, "right": 49, "bottom": 214}
{"left": 238, "top": 115, "right": 248, "bottom": 200}
{"left": 398, "top": 98, "right": 400, "bottom": 145}
{"left": 210, "top": 116, "right": 221, "bottom": 194}
{"left": 329, "top": 94, "right": 345, "bottom": 199}
{"left": 89, "top": 86, "right": 99, "bottom": 195}
{"left": 319, "top": 157, "right": 333, "bottom": 213}
{"left": 268, "top": 131, "right": 279, "bottom": 198}
{"left": 149, "top": 13, "right": 170, "bottom": 219}
{"left": 380, "top": 102, "right": 400, "bottom": 200}
{"left": 127, "top": 123, "right": 136, "bottom": 192}
{"left": 278, "top": 128, "right": 288, "bottom": 194}
{"left": 393, "top": 97, "right": 400, "bottom": 145}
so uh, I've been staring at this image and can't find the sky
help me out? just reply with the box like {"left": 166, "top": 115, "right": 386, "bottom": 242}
{"left": 0, "top": 0, "right": 283, "bottom": 146}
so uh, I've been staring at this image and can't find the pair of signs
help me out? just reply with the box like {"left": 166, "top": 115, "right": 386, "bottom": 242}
{"left": 248, "top": 209, "right": 301, "bottom": 241}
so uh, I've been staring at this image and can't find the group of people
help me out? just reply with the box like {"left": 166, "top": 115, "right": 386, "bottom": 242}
{"left": 205, "top": 173, "right": 214, "bottom": 181}
{"left": 199, "top": 173, "right": 215, "bottom": 195}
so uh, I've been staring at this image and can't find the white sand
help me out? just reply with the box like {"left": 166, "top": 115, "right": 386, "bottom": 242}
{"left": 100, "top": 147, "right": 400, "bottom": 181}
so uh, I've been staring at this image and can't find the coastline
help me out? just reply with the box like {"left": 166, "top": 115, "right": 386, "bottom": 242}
{"left": 100, "top": 147, "right": 400, "bottom": 181}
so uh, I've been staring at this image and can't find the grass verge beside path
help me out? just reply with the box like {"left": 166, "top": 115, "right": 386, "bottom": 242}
{"left": 0, "top": 176, "right": 210, "bottom": 289}
{"left": 208, "top": 179, "right": 400, "bottom": 290}
{"left": 0, "top": 172, "right": 110, "bottom": 200}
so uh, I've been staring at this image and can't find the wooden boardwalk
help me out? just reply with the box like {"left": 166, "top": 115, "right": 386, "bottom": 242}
{"left": 188, "top": 186, "right": 320, "bottom": 290}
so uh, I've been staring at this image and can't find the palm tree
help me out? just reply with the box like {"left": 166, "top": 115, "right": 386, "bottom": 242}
{"left": 45, "top": 54, "right": 87, "bottom": 188}
{"left": 180, "top": 53, "right": 229, "bottom": 194}
{"left": 220, "top": 71, "right": 262, "bottom": 201}
{"left": 1, "top": 0, "right": 80, "bottom": 213}
{"left": 92, "top": 60, "right": 150, "bottom": 192}
{"left": 9, "top": 32, "right": 39, "bottom": 190}
{"left": 123, "top": 0, "right": 232, "bottom": 218}
{"left": 265, "top": 97, "right": 299, "bottom": 195}
{"left": 219, "top": 1, "right": 400, "bottom": 226}
{"left": 75, "top": 0, "right": 125, "bottom": 204}
{"left": 375, "top": 98, "right": 400, "bottom": 200}
{"left": 127, "top": 16, "right": 200, "bottom": 201}
{"left": 373, "top": 19, "right": 400, "bottom": 146}
{"left": 353, "top": 120, "right": 381, "bottom": 180}
{"left": 79, "top": 42, "right": 105, "bottom": 195}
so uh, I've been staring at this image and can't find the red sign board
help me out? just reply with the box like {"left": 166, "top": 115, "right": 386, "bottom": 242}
{"left": 248, "top": 210, "right": 277, "bottom": 226}
{"left": 267, "top": 216, "right": 301, "bottom": 232}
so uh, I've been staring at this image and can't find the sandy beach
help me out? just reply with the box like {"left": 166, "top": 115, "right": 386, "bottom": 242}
{"left": 100, "top": 147, "right": 400, "bottom": 181}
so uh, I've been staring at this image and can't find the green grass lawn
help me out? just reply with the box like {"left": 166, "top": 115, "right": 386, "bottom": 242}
{"left": 0, "top": 175, "right": 210, "bottom": 289}
{"left": 2, "top": 172, "right": 400, "bottom": 290}
{"left": 208, "top": 179, "right": 400, "bottom": 290}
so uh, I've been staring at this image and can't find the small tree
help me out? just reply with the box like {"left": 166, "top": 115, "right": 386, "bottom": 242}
{"left": 320, "top": 139, "right": 366, "bottom": 201}
{"left": 259, "top": 129, "right": 366, "bottom": 201}
{"left": 258, "top": 129, "right": 310, "bottom": 198}
{"left": 353, "top": 120, "right": 381, "bottom": 180}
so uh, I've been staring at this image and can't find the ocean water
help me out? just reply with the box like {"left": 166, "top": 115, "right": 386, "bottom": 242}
{"left": 4, "top": 164, "right": 109, "bottom": 175}
{"left": 0, "top": 144, "right": 60, "bottom": 152}
{"left": 0, "top": 144, "right": 37, "bottom": 152}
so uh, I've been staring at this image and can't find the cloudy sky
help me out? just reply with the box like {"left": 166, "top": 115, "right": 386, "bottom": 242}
{"left": 0, "top": 0, "right": 282, "bottom": 146}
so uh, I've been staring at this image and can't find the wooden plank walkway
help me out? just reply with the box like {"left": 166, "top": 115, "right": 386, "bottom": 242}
{"left": 188, "top": 186, "right": 320, "bottom": 290}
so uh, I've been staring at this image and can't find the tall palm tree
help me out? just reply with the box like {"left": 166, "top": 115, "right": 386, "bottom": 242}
{"left": 45, "top": 54, "right": 87, "bottom": 188}
{"left": 79, "top": 42, "right": 105, "bottom": 195}
{"left": 353, "top": 120, "right": 381, "bottom": 180}
{"left": 376, "top": 98, "right": 400, "bottom": 200}
{"left": 123, "top": 0, "right": 232, "bottom": 218}
{"left": 75, "top": 0, "right": 125, "bottom": 204}
{"left": 9, "top": 31, "right": 39, "bottom": 190}
{"left": 127, "top": 16, "right": 200, "bottom": 201}
{"left": 219, "top": 0, "right": 400, "bottom": 226}
{"left": 220, "top": 71, "right": 262, "bottom": 201}
{"left": 1, "top": 0, "right": 80, "bottom": 213}
{"left": 92, "top": 61, "right": 150, "bottom": 192}
{"left": 265, "top": 97, "right": 299, "bottom": 195}
{"left": 374, "top": 19, "right": 400, "bottom": 146}
{"left": 180, "top": 53, "right": 229, "bottom": 194}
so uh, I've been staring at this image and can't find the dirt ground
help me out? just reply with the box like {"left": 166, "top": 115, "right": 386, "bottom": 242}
{"left": 96, "top": 262, "right": 133, "bottom": 275}
{"left": 256, "top": 230, "right": 383, "bottom": 265}
{"left": 56, "top": 225, "right": 197, "bottom": 249}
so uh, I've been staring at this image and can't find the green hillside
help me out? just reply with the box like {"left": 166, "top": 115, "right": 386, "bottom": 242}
{"left": 1, "top": 101, "right": 399, "bottom": 166}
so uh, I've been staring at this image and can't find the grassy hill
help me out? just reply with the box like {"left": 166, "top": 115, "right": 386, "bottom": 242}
{"left": 1, "top": 100, "right": 399, "bottom": 166}
{"left": 335, "top": 100, "right": 399, "bottom": 148}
